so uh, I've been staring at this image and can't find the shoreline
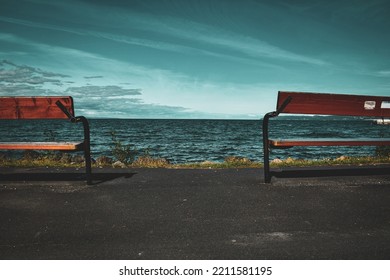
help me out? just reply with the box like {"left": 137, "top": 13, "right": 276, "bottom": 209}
{"left": 1, "top": 152, "right": 390, "bottom": 169}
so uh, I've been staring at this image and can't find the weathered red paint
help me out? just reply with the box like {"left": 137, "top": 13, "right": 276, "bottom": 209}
{"left": 0, "top": 96, "right": 74, "bottom": 119}
{"left": 277, "top": 91, "right": 390, "bottom": 117}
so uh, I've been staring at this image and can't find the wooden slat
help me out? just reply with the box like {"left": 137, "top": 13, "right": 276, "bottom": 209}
{"left": 0, "top": 142, "right": 84, "bottom": 151}
{"left": 270, "top": 138, "right": 390, "bottom": 148}
{"left": 277, "top": 91, "right": 390, "bottom": 117}
{"left": 0, "top": 96, "right": 74, "bottom": 119}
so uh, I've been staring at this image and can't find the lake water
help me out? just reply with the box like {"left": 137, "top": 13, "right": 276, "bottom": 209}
{"left": 0, "top": 117, "right": 389, "bottom": 163}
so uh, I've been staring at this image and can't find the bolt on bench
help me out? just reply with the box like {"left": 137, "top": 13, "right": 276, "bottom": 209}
{"left": 0, "top": 96, "right": 92, "bottom": 184}
{"left": 262, "top": 91, "right": 390, "bottom": 183}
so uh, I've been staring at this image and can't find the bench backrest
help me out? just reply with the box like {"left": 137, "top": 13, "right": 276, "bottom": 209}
{"left": 0, "top": 96, "right": 74, "bottom": 119}
{"left": 277, "top": 91, "right": 390, "bottom": 117}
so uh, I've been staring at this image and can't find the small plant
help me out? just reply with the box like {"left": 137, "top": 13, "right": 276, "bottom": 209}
{"left": 110, "top": 131, "right": 137, "bottom": 164}
{"left": 375, "top": 146, "right": 390, "bottom": 158}
{"left": 132, "top": 155, "right": 170, "bottom": 168}
{"left": 224, "top": 156, "right": 253, "bottom": 165}
{"left": 22, "top": 150, "right": 42, "bottom": 161}
{"left": 96, "top": 156, "right": 113, "bottom": 167}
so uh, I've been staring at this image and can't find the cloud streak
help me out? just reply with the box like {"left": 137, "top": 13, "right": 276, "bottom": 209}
{"left": 0, "top": 1, "right": 328, "bottom": 67}
{"left": 0, "top": 60, "right": 230, "bottom": 118}
{"left": 147, "top": 18, "right": 328, "bottom": 66}
{"left": 375, "top": 70, "right": 390, "bottom": 77}
{"left": 63, "top": 85, "right": 195, "bottom": 118}
{"left": 65, "top": 85, "right": 142, "bottom": 98}
{"left": 0, "top": 59, "right": 69, "bottom": 86}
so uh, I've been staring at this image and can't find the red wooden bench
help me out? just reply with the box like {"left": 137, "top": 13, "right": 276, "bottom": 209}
{"left": 262, "top": 91, "right": 390, "bottom": 183}
{"left": 0, "top": 96, "right": 92, "bottom": 184}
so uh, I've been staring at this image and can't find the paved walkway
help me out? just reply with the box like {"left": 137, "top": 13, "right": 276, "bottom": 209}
{"left": 1, "top": 167, "right": 390, "bottom": 259}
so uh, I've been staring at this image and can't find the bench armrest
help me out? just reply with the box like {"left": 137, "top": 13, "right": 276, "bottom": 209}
{"left": 56, "top": 100, "right": 88, "bottom": 125}
{"left": 56, "top": 100, "right": 77, "bottom": 122}
{"left": 276, "top": 95, "right": 292, "bottom": 115}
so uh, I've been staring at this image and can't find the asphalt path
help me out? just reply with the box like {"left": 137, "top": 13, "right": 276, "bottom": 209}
{"left": 1, "top": 166, "right": 390, "bottom": 259}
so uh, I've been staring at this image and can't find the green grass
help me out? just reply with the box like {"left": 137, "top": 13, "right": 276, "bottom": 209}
{"left": 174, "top": 156, "right": 261, "bottom": 169}
{"left": 269, "top": 156, "right": 390, "bottom": 168}
{"left": 0, "top": 157, "right": 84, "bottom": 168}
{"left": 1, "top": 153, "right": 389, "bottom": 169}
{"left": 0, "top": 152, "right": 84, "bottom": 168}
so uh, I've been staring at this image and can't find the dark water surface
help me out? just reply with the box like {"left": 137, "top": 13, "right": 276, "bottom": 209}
{"left": 1, "top": 117, "right": 389, "bottom": 163}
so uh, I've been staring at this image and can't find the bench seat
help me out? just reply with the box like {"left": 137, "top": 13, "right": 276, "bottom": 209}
{"left": 0, "top": 142, "right": 84, "bottom": 151}
{"left": 270, "top": 138, "right": 390, "bottom": 148}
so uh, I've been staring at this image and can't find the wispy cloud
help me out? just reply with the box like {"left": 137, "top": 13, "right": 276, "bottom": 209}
{"left": 0, "top": 32, "right": 168, "bottom": 78}
{"left": 375, "top": 70, "right": 390, "bottom": 77}
{"left": 63, "top": 85, "right": 196, "bottom": 118}
{"left": 1, "top": 59, "right": 247, "bottom": 118}
{"left": 0, "top": 0, "right": 328, "bottom": 67}
{"left": 65, "top": 85, "right": 142, "bottom": 98}
{"left": 0, "top": 16, "right": 86, "bottom": 36}
{"left": 106, "top": 11, "right": 328, "bottom": 65}
{"left": 146, "top": 18, "right": 327, "bottom": 66}
{"left": 0, "top": 16, "right": 281, "bottom": 69}
{"left": 192, "top": 31, "right": 327, "bottom": 65}
{"left": 0, "top": 59, "right": 69, "bottom": 86}
{"left": 84, "top": 75, "right": 104, "bottom": 79}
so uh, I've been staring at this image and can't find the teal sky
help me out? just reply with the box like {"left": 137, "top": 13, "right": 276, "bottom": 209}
{"left": 1, "top": 0, "right": 389, "bottom": 118}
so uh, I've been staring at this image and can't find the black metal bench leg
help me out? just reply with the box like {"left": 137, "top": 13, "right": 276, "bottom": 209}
{"left": 264, "top": 145, "right": 271, "bottom": 183}
{"left": 84, "top": 148, "right": 92, "bottom": 185}
{"left": 79, "top": 116, "right": 92, "bottom": 185}
{"left": 262, "top": 112, "right": 273, "bottom": 183}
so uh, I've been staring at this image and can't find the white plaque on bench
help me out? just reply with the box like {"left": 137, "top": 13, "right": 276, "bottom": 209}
{"left": 381, "top": 101, "right": 390, "bottom": 109}
{"left": 364, "top": 101, "right": 376, "bottom": 110}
